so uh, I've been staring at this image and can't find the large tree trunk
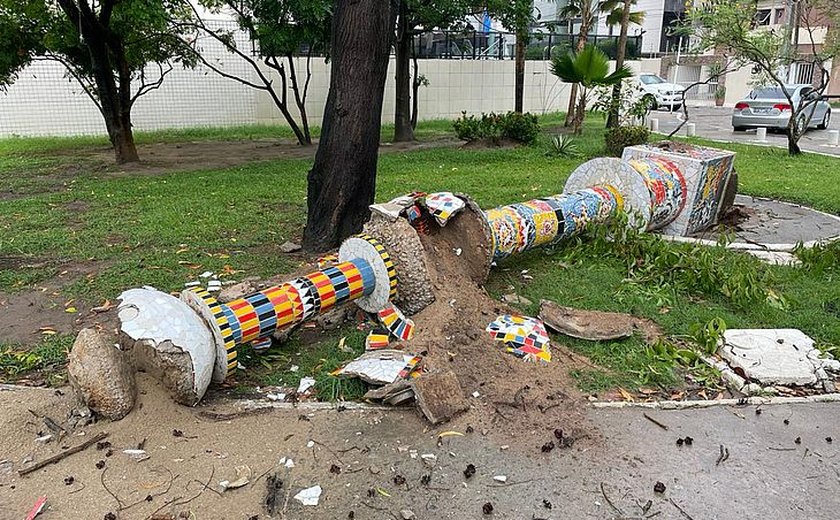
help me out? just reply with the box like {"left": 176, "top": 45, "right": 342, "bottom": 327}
{"left": 606, "top": 0, "right": 632, "bottom": 129}
{"left": 514, "top": 29, "right": 526, "bottom": 113}
{"left": 394, "top": 1, "right": 414, "bottom": 141}
{"left": 303, "top": 0, "right": 395, "bottom": 251}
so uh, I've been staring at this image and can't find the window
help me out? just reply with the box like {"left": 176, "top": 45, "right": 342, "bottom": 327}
{"left": 754, "top": 9, "right": 772, "bottom": 26}
{"left": 640, "top": 75, "right": 666, "bottom": 85}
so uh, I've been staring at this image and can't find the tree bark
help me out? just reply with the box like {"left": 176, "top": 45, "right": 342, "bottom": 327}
{"left": 394, "top": 1, "right": 414, "bottom": 141}
{"left": 410, "top": 52, "right": 420, "bottom": 129}
{"left": 56, "top": 0, "right": 139, "bottom": 164}
{"left": 514, "top": 28, "right": 526, "bottom": 113}
{"left": 564, "top": 17, "right": 591, "bottom": 127}
{"left": 606, "top": 0, "right": 632, "bottom": 129}
{"left": 303, "top": 0, "right": 396, "bottom": 251}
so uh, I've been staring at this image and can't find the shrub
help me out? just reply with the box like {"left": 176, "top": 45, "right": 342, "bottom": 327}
{"left": 546, "top": 134, "right": 580, "bottom": 158}
{"left": 453, "top": 111, "right": 540, "bottom": 144}
{"left": 604, "top": 125, "right": 650, "bottom": 156}
{"left": 499, "top": 112, "right": 540, "bottom": 144}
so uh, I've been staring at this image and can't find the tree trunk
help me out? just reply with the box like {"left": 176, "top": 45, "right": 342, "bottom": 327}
{"left": 410, "top": 52, "right": 420, "bottom": 129}
{"left": 564, "top": 25, "right": 591, "bottom": 127}
{"left": 59, "top": 0, "right": 139, "bottom": 164}
{"left": 574, "top": 89, "right": 587, "bottom": 134}
{"left": 394, "top": 2, "right": 414, "bottom": 141}
{"left": 514, "top": 29, "right": 526, "bottom": 113}
{"left": 606, "top": 0, "right": 632, "bottom": 129}
{"left": 303, "top": 0, "right": 395, "bottom": 251}
{"left": 786, "top": 116, "right": 802, "bottom": 155}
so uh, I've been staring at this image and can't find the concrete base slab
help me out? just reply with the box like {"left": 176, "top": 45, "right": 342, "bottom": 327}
{"left": 719, "top": 329, "right": 819, "bottom": 386}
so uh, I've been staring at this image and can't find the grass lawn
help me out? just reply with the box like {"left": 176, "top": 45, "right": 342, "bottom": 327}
{"left": 1, "top": 113, "right": 839, "bottom": 396}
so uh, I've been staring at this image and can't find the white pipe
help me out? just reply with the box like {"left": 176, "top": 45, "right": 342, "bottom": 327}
{"left": 686, "top": 123, "right": 696, "bottom": 137}
{"left": 649, "top": 118, "right": 659, "bottom": 132}
{"left": 828, "top": 129, "right": 839, "bottom": 146}
{"left": 756, "top": 127, "right": 768, "bottom": 142}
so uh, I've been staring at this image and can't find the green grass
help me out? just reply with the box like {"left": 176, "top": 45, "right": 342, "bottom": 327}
{"left": 1, "top": 112, "right": 839, "bottom": 394}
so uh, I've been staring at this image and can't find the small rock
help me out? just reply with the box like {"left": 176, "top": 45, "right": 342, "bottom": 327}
{"left": 742, "top": 383, "right": 763, "bottom": 396}
{"left": 67, "top": 328, "right": 136, "bottom": 420}
{"left": 280, "top": 241, "right": 302, "bottom": 253}
{"left": 482, "top": 502, "right": 494, "bottom": 515}
{"left": 463, "top": 464, "right": 476, "bottom": 479}
{"left": 493, "top": 475, "right": 507, "bottom": 483}
{"left": 653, "top": 481, "right": 666, "bottom": 493}
{"left": 400, "top": 509, "right": 416, "bottom": 520}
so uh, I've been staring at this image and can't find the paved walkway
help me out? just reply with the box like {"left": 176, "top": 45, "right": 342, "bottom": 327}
{"left": 2, "top": 383, "right": 839, "bottom": 519}
{"left": 653, "top": 106, "right": 840, "bottom": 156}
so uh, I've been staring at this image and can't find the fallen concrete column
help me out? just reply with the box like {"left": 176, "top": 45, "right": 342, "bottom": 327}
{"left": 74, "top": 142, "right": 736, "bottom": 412}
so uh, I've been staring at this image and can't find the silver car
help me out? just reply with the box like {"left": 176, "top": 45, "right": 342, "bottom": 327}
{"left": 732, "top": 85, "right": 831, "bottom": 133}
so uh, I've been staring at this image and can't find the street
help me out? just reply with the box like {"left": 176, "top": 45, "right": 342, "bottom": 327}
{"left": 653, "top": 106, "right": 840, "bottom": 156}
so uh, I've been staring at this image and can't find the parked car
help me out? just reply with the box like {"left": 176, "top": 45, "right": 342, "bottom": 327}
{"left": 731, "top": 85, "right": 831, "bottom": 133}
{"left": 636, "top": 73, "right": 685, "bottom": 111}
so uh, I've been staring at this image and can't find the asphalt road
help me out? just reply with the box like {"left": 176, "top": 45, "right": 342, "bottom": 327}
{"left": 653, "top": 105, "right": 840, "bottom": 156}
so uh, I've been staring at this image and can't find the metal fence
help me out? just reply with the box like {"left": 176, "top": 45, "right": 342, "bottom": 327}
{"left": 411, "top": 30, "right": 643, "bottom": 61}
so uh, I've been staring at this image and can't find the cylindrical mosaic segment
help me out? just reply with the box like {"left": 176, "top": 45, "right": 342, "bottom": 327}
{"left": 484, "top": 185, "right": 621, "bottom": 261}
{"left": 182, "top": 257, "right": 378, "bottom": 380}
{"left": 626, "top": 157, "right": 688, "bottom": 230}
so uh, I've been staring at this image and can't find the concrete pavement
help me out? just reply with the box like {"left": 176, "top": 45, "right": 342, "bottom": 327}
{"left": 652, "top": 106, "right": 840, "bottom": 156}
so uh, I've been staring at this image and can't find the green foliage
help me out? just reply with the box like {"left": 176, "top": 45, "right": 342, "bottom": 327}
{"left": 794, "top": 240, "right": 840, "bottom": 274}
{"left": 578, "top": 212, "right": 778, "bottom": 309}
{"left": 596, "top": 37, "right": 640, "bottom": 60}
{"left": 0, "top": 335, "right": 72, "bottom": 379}
{"left": 546, "top": 134, "right": 581, "bottom": 158}
{"left": 593, "top": 79, "right": 652, "bottom": 126}
{"left": 550, "top": 45, "right": 633, "bottom": 90}
{"left": 453, "top": 111, "right": 540, "bottom": 144}
{"left": 0, "top": 0, "right": 194, "bottom": 89}
{"left": 688, "top": 317, "right": 727, "bottom": 355}
{"left": 604, "top": 125, "right": 649, "bottom": 156}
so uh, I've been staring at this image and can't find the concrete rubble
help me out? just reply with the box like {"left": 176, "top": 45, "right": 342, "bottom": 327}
{"left": 67, "top": 328, "right": 136, "bottom": 420}
{"left": 717, "top": 329, "right": 840, "bottom": 391}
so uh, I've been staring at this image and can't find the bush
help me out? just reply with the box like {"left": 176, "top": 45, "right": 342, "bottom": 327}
{"left": 453, "top": 111, "right": 540, "bottom": 145}
{"left": 546, "top": 134, "right": 580, "bottom": 158}
{"left": 604, "top": 125, "right": 649, "bottom": 157}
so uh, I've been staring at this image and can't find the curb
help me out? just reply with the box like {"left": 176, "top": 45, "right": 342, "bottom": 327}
{"left": 590, "top": 393, "right": 840, "bottom": 409}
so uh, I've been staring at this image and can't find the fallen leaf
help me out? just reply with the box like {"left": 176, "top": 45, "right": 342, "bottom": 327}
{"left": 376, "top": 487, "right": 391, "bottom": 497}
{"left": 437, "top": 431, "right": 465, "bottom": 439}
{"left": 92, "top": 300, "right": 113, "bottom": 313}
{"left": 65, "top": 307, "right": 77, "bottom": 313}
{"left": 638, "top": 388, "right": 658, "bottom": 395}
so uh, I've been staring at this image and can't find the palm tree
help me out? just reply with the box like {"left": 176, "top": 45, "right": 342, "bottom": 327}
{"left": 550, "top": 44, "right": 632, "bottom": 134}
{"left": 557, "top": 0, "right": 644, "bottom": 126}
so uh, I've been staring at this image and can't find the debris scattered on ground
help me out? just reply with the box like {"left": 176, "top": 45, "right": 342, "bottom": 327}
{"left": 264, "top": 472, "right": 283, "bottom": 517}
{"left": 463, "top": 464, "right": 476, "bottom": 479}
{"left": 297, "top": 377, "right": 316, "bottom": 396}
{"left": 643, "top": 412, "right": 669, "bottom": 430}
{"left": 220, "top": 465, "right": 251, "bottom": 490}
{"left": 67, "top": 328, "right": 136, "bottom": 420}
{"left": 493, "top": 475, "right": 507, "bottom": 483}
{"left": 424, "top": 192, "right": 465, "bottom": 226}
{"left": 293, "top": 484, "right": 322, "bottom": 506}
{"left": 715, "top": 445, "right": 730, "bottom": 465}
{"left": 482, "top": 501, "right": 494, "bottom": 515}
{"left": 122, "top": 449, "right": 149, "bottom": 462}
{"left": 718, "top": 329, "right": 839, "bottom": 387}
{"left": 377, "top": 304, "right": 416, "bottom": 341}
{"left": 654, "top": 481, "right": 666, "bottom": 493}
{"left": 279, "top": 241, "right": 302, "bottom": 253}
{"left": 335, "top": 350, "right": 419, "bottom": 385}
{"left": 25, "top": 496, "right": 47, "bottom": 520}
{"left": 365, "top": 329, "right": 391, "bottom": 350}
{"left": 400, "top": 509, "right": 416, "bottom": 519}
{"left": 19, "top": 431, "right": 109, "bottom": 476}
{"left": 539, "top": 300, "right": 661, "bottom": 343}
{"left": 486, "top": 314, "right": 551, "bottom": 362}
{"left": 363, "top": 379, "right": 414, "bottom": 406}
{"left": 411, "top": 370, "right": 469, "bottom": 424}
{"left": 501, "top": 294, "right": 533, "bottom": 307}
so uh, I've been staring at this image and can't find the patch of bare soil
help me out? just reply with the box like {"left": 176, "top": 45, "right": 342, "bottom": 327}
{"left": 459, "top": 137, "right": 522, "bottom": 150}
{"left": 0, "top": 259, "right": 116, "bottom": 349}
{"left": 399, "top": 210, "right": 600, "bottom": 447}
{"left": 50, "top": 136, "right": 460, "bottom": 180}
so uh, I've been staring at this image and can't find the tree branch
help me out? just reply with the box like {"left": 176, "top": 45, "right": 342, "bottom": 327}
{"left": 130, "top": 62, "right": 173, "bottom": 106}
{"left": 35, "top": 54, "right": 103, "bottom": 114}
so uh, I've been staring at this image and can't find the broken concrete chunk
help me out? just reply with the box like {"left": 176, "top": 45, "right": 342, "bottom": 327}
{"left": 293, "top": 485, "right": 322, "bottom": 506}
{"left": 539, "top": 299, "right": 661, "bottom": 342}
{"left": 67, "top": 328, "right": 136, "bottom": 421}
{"left": 719, "top": 329, "right": 819, "bottom": 386}
{"left": 279, "top": 241, "right": 302, "bottom": 253}
{"left": 337, "top": 350, "right": 417, "bottom": 385}
{"left": 411, "top": 370, "right": 469, "bottom": 424}
{"left": 118, "top": 287, "right": 215, "bottom": 405}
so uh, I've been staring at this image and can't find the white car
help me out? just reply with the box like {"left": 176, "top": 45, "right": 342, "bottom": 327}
{"left": 637, "top": 74, "right": 685, "bottom": 111}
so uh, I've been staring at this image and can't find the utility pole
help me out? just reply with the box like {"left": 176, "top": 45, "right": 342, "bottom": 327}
{"left": 780, "top": 0, "right": 795, "bottom": 83}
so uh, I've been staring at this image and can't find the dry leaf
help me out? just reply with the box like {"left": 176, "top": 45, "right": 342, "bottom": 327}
{"left": 618, "top": 387, "right": 635, "bottom": 402}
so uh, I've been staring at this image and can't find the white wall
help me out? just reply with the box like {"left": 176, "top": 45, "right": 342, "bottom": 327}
{"left": 0, "top": 55, "right": 662, "bottom": 137}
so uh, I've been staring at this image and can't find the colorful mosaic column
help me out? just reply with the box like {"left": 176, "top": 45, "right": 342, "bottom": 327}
{"left": 483, "top": 155, "right": 692, "bottom": 262}
{"left": 181, "top": 234, "right": 397, "bottom": 381}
